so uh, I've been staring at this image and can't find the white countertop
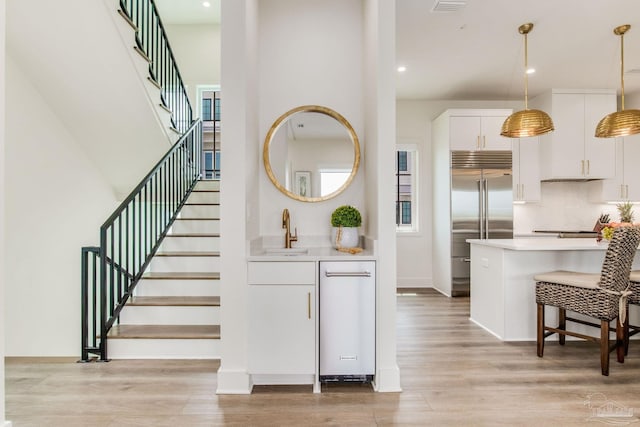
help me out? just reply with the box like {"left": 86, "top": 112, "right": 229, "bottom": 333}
{"left": 467, "top": 237, "right": 609, "bottom": 251}
{"left": 248, "top": 246, "right": 376, "bottom": 261}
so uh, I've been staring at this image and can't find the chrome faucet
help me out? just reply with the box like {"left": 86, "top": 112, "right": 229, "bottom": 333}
{"left": 282, "top": 208, "right": 298, "bottom": 248}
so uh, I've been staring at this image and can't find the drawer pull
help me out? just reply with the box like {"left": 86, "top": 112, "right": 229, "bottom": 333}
{"left": 325, "top": 271, "right": 371, "bottom": 277}
{"left": 307, "top": 292, "right": 311, "bottom": 319}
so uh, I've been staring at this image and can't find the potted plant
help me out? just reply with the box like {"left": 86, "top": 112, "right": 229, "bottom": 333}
{"left": 330, "top": 205, "right": 362, "bottom": 249}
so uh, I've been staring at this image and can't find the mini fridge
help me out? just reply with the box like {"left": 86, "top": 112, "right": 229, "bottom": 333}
{"left": 319, "top": 261, "right": 375, "bottom": 382}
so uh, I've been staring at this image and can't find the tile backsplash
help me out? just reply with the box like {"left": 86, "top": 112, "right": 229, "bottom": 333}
{"left": 513, "top": 181, "right": 619, "bottom": 234}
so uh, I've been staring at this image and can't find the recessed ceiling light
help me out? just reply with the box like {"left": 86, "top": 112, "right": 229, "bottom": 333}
{"left": 526, "top": 68, "right": 536, "bottom": 74}
{"left": 397, "top": 66, "right": 407, "bottom": 73}
{"left": 203, "top": 1, "right": 211, "bottom": 7}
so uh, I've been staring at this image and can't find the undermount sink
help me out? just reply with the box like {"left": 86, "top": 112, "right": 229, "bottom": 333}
{"left": 263, "top": 248, "right": 310, "bottom": 256}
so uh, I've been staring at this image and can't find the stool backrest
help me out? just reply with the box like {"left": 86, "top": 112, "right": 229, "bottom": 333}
{"left": 600, "top": 226, "right": 640, "bottom": 292}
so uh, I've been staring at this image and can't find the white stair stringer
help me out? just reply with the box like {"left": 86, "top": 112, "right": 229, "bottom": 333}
{"left": 108, "top": 180, "right": 221, "bottom": 359}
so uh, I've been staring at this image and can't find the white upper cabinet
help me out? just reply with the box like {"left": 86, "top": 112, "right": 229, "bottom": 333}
{"left": 512, "top": 136, "right": 541, "bottom": 202}
{"left": 448, "top": 110, "right": 512, "bottom": 151}
{"left": 590, "top": 134, "right": 640, "bottom": 202}
{"left": 533, "top": 89, "right": 616, "bottom": 180}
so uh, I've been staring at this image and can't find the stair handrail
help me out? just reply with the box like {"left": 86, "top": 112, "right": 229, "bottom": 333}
{"left": 118, "top": 0, "right": 193, "bottom": 133}
{"left": 80, "top": 120, "right": 203, "bottom": 361}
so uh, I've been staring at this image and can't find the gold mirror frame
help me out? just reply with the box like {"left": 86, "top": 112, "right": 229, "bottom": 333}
{"left": 263, "top": 105, "right": 361, "bottom": 202}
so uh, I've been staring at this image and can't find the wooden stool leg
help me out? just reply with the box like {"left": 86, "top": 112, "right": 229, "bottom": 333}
{"left": 559, "top": 308, "right": 566, "bottom": 345}
{"left": 617, "top": 317, "right": 625, "bottom": 364}
{"left": 537, "top": 303, "right": 545, "bottom": 357}
{"left": 624, "top": 303, "right": 630, "bottom": 356}
{"left": 601, "top": 320, "right": 610, "bottom": 376}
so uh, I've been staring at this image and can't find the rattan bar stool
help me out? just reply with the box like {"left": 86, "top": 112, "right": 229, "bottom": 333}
{"left": 625, "top": 270, "right": 640, "bottom": 353}
{"left": 534, "top": 226, "right": 640, "bottom": 376}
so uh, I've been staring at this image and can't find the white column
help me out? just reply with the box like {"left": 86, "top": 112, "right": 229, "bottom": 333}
{"left": 0, "top": 0, "right": 11, "bottom": 423}
{"left": 364, "top": 0, "right": 401, "bottom": 392}
{"left": 216, "top": 0, "right": 257, "bottom": 394}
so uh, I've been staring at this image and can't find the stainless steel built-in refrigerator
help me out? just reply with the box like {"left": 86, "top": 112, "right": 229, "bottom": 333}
{"left": 450, "top": 151, "right": 513, "bottom": 296}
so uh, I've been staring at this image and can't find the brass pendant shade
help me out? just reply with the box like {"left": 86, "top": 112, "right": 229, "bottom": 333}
{"left": 501, "top": 23, "right": 555, "bottom": 138}
{"left": 595, "top": 25, "right": 640, "bottom": 138}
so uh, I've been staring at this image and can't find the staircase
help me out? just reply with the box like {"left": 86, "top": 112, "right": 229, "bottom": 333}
{"left": 107, "top": 180, "right": 221, "bottom": 359}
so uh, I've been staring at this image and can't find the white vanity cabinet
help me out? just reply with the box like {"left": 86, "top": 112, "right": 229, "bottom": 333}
{"left": 589, "top": 133, "right": 640, "bottom": 202}
{"left": 248, "top": 261, "right": 316, "bottom": 379}
{"left": 533, "top": 89, "right": 616, "bottom": 180}
{"left": 448, "top": 110, "right": 513, "bottom": 151}
{"left": 512, "top": 136, "right": 541, "bottom": 202}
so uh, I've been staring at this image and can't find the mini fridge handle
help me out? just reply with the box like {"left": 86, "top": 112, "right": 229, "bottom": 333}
{"left": 324, "top": 271, "right": 371, "bottom": 277}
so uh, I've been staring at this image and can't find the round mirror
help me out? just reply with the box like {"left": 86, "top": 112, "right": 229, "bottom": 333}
{"left": 263, "top": 105, "right": 361, "bottom": 202}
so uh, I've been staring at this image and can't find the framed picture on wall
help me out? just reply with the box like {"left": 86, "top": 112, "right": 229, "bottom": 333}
{"left": 294, "top": 171, "right": 311, "bottom": 197}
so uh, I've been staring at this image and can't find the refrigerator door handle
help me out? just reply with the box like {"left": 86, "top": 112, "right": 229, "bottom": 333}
{"left": 478, "top": 179, "right": 484, "bottom": 239}
{"left": 484, "top": 179, "right": 489, "bottom": 239}
{"left": 325, "top": 271, "right": 371, "bottom": 278}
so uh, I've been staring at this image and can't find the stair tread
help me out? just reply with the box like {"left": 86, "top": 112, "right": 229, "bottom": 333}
{"left": 142, "top": 272, "right": 220, "bottom": 280}
{"left": 166, "top": 233, "right": 220, "bottom": 238}
{"left": 192, "top": 190, "right": 220, "bottom": 193}
{"left": 155, "top": 251, "right": 220, "bottom": 257}
{"left": 176, "top": 217, "right": 220, "bottom": 221}
{"left": 129, "top": 296, "right": 220, "bottom": 306}
{"left": 184, "top": 202, "right": 220, "bottom": 206}
{"left": 109, "top": 324, "right": 220, "bottom": 339}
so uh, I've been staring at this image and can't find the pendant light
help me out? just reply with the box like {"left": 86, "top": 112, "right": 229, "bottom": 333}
{"left": 501, "top": 23, "right": 554, "bottom": 138}
{"left": 595, "top": 25, "right": 640, "bottom": 138}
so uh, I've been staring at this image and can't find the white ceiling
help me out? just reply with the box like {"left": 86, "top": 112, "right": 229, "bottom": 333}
{"left": 155, "top": 0, "right": 640, "bottom": 102}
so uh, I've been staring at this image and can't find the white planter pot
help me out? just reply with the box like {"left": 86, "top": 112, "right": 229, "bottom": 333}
{"left": 331, "top": 226, "right": 359, "bottom": 249}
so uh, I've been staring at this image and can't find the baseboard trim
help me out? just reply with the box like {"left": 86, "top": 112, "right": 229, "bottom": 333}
{"left": 372, "top": 365, "right": 402, "bottom": 393}
{"left": 396, "top": 277, "right": 432, "bottom": 288}
{"left": 216, "top": 368, "right": 252, "bottom": 394}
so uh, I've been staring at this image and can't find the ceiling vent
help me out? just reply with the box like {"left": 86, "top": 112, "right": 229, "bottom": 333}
{"left": 626, "top": 68, "right": 640, "bottom": 75}
{"left": 431, "top": 0, "right": 467, "bottom": 13}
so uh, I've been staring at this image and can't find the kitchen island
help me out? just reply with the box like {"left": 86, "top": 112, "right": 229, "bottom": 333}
{"left": 468, "top": 238, "right": 640, "bottom": 341}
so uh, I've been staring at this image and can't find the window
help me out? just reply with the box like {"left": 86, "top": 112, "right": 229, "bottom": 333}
{"left": 396, "top": 146, "right": 418, "bottom": 232}
{"left": 320, "top": 170, "right": 350, "bottom": 195}
{"left": 202, "top": 99, "right": 212, "bottom": 121}
{"left": 214, "top": 97, "right": 221, "bottom": 121}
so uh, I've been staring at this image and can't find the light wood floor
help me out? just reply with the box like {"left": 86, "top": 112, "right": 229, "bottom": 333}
{"left": 6, "top": 289, "right": 640, "bottom": 426}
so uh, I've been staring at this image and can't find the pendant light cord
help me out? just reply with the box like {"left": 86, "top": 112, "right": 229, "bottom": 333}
{"left": 620, "top": 30, "right": 625, "bottom": 111}
{"left": 524, "top": 31, "right": 529, "bottom": 110}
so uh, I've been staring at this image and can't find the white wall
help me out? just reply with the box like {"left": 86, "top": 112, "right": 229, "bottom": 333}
{"left": 4, "top": 57, "right": 118, "bottom": 356}
{"left": 257, "top": 0, "right": 365, "bottom": 239}
{"left": 396, "top": 99, "right": 520, "bottom": 288}
{"left": 163, "top": 23, "right": 221, "bottom": 108}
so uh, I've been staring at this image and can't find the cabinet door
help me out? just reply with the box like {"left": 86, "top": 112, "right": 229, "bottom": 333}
{"left": 513, "top": 137, "right": 541, "bottom": 202}
{"left": 623, "top": 134, "right": 640, "bottom": 201}
{"left": 595, "top": 138, "right": 625, "bottom": 201}
{"left": 249, "top": 284, "right": 315, "bottom": 375}
{"left": 449, "top": 116, "right": 482, "bottom": 150}
{"left": 584, "top": 94, "right": 616, "bottom": 179}
{"left": 481, "top": 115, "right": 512, "bottom": 150}
{"left": 550, "top": 93, "right": 585, "bottom": 178}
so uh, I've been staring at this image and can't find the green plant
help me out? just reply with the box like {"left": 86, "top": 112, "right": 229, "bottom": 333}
{"left": 617, "top": 201, "right": 634, "bottom": 223}
{"left": 330, "top": 205, "right": 362, "bottom": 227}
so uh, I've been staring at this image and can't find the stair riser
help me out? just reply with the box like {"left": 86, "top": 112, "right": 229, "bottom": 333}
{"left": 135, "top": 279, "right": 220, "bottom": 297}
{"left": 194, "top": 180, "right": 220, "bottom": 191}
{"left": 160, "top": 236, "right": 219, "bottom": 252}
{"left": 179, "top": 205, "right": 220, "bottom": 218}
{"left": 188, "top": 192, "right": 219, "bottom": 204}
{"left": 108, "top": 338, "right": 220, "bottom": 359}
{"left": 120, "top": 306, "right": 220, "bottom": 325}
{"left": 170, "top": 219, "right": 220, "bottom": 234}
{"left": 149, "top": 256, "right": 220, "bottom": 273}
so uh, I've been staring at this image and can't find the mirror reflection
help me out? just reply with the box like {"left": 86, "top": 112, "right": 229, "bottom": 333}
{"left": 263, "top": 106, "right": 360, "bottom": 202}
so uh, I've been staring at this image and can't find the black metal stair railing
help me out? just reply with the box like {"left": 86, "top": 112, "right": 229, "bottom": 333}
{"left": 118, "top": 0, "right": 193, "bottom": 133}
{"left": 80, "top": 120, "right": 202, "bottom": 361}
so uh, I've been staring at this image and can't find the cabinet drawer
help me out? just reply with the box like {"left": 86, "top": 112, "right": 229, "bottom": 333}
{"left": 248, "top": 261, "right": 316, "bottom": 285}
